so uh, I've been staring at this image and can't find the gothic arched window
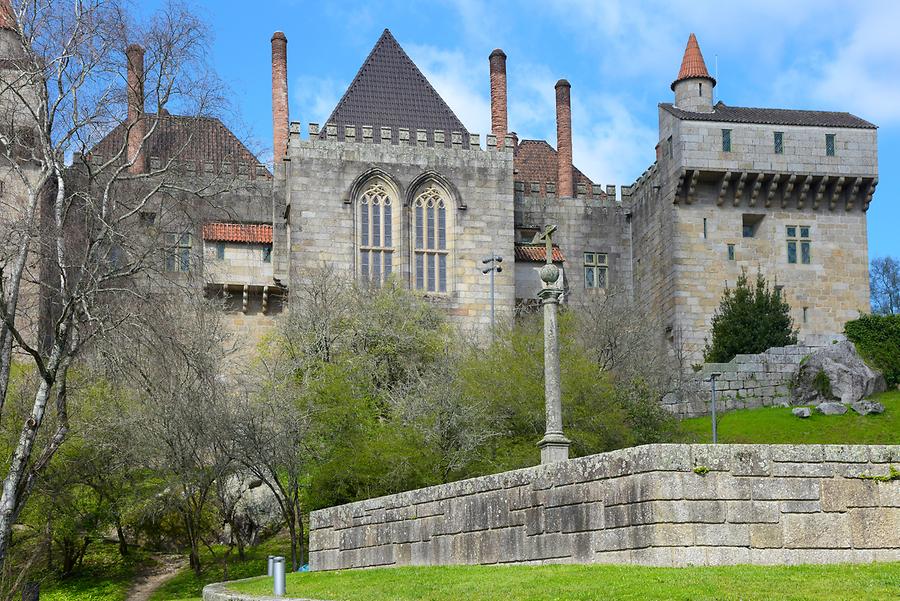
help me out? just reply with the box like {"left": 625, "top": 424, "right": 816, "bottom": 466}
{"left": 359, "top": 180, "right": 394, "bottom": 285}
{"left": 412, "top": 184, "right": 449, "bottom": 293}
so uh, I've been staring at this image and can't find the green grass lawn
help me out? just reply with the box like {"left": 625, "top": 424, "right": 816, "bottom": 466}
{"left": 230, "top": 563, "right": 900, "bottom": 601}
{"left": 679, "top": 389, "right": 900, "bottom": 445}
{"left": 148, "top": 534, "right": 295, "bottom": 601}
{"left": 39, "top": 541, "right": 150, "bottom": 601}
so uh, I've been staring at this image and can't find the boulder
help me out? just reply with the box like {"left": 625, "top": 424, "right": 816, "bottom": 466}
{"left": 220, "top": 474, "right": 283, "bottom": 546}
{"left": 849, "top": 400, "right": 885, "bottom": 416}
{"left": 793, "top": 341, "right": 886, "bottom": 405}
{"left": 792, "top": 407, "right": 812, "bottom": 418}
{"left": 816, "top": 401, "right": 847, "bottom": 416}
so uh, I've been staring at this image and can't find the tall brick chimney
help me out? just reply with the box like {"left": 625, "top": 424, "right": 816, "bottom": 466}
{"left": 0, "top": 0, "right": 15, "bottom": 30}
{"left": 271, "top": 31, "right": 289, "bottom": 159}
{"left": 489, "top": 48, "right": 507, "bottom": 146}
{"left": 555, "top": 79, "right": 573, "bottom": 198}
{"left": 125, "top": 44, "right": 147, "bottom": 175}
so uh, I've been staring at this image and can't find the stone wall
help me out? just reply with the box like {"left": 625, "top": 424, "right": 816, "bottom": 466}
{"left": 309, "top": 443, "right": 899, "bottom": 570}
{"left": 662, "top": 345, "right": 815, "bottom": 418}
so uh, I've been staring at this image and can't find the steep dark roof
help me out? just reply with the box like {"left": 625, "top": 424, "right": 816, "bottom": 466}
{"left": 88, "top": 112, "right": 271, "bottom": 177}
{"left": 513, "top": 139, "right": 598, "bottom": 197}
{"left": 320, "top": 29, "right": 469, "bottom": 144}
{"left": 660, "top": 101, "right": 876, "bottom": 129}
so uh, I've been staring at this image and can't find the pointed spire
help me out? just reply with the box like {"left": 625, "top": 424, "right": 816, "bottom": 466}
{"left": 671, "top": 33, "right": 715, "bottom": 90}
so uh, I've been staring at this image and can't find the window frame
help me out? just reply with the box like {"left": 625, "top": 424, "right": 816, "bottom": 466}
{"left": 774, "top": 131, "right": 783, "bottom": 154}
{"left": 727, "top": 243, "right": 735, "bottom": 261}
{"left": 825, "top": 133, "right": 836, "bottom": 157}
{"left": 358, "top": 180, "right": 396, "bottom": 286}
{"left": 412, "top": 184, "right": 451, "bottom": 294}
{"left": 165, "top": 232, "right": 192, "bottom": 273}
{"left": 786, "top": 224, "right": 811, "bottom": 265}
{"left": 721, "top": 129, "right": 732, "bottom": 152}
{"left": 583, "top": 251, "right": 608, "bottom": 289}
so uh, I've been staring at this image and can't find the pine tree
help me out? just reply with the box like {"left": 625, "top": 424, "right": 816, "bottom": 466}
{"left": 704, "top": 269, "right": 798, "bottom": 363}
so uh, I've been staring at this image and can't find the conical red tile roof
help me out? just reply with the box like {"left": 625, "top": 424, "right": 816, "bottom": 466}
{"left": 671, "top": 33, "right": 715, "bottom": 90}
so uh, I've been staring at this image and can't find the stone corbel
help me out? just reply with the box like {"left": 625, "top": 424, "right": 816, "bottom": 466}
{"left": 673, "top": 170, "right": 686, "bottom": 204}
{"left": 749, "top": 172, "right": 764, "bottom": 207}
{"left": 813, "top": 175, "right": 829, "bottom": 210}
{"left": 686, "top": 170, "right": 699, "bottom": 204}
{"left": 242, "top": 284, "right": 249, "bottom": 314}
{"left": 717, "top": 171, "right": 732, "bottom": 206}
{"left": 781, "top": 174, "right": 796, "bottom": 209}
{"left": 797, "top": 175, "right": 813, "bottom": 210}
{"left": 262, "top": 285, "right": 270, "bottom": 314}
{"left": 765, "top": 173, "right": 781, "bottom": 208}
{"left": 845, "top": 176, "right": 862, "bottom": 211}
{"left": 733, "top": 172, "right": 748, "bottom": 207}
{"left": 829, "top": 176, "right": 845, "bottom": 211}
{"left": 863, "top": 178, "right": 877, "bottom": 212}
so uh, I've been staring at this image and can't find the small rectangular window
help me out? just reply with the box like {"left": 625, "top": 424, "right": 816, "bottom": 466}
{"left": 727, "top": 244, "right": 735, "bottom": 261}
{"left": 825, "top": 134, "right": 835, "bottom": 156}
{"left": 703, "top": 218, "right": 707, "bottom": 239}
{"left": 165, "top": 232, "right": 191, "bottom": 272}
{"left": 800, "top": 241, "right": 811, "bottom": 264}
{"left": 667, "top": 136, "right": 673, "bottom": 159}
{"left": 216, "top": 242, "right": 225, "bottom": 260}
{"left": 786, "top": 225, "right": 811, "bottom": 265}
{"left": 774, "top": 132, "right": 783, "bottom": 154}
{"left": 787, "top": 241, "right": 797, "bottom": 264}
{"left": 722, "top": 129, "right": 732, "bottom": 152}
{"left": 803, "top": 307, "right": 808, "bottom": 324}
{"left": 742, "top": 214, "right": 764, "bottom": 238}
{"left": 786, "top": 226, "right": 797, "bottom": 238}
{"left": 584, "top": 252, "right": 608, "bottom": 289}
{"left": 262, "top": 245, "right": 272, "bottom": 263}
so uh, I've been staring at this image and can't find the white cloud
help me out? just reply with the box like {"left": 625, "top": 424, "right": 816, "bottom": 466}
{"left": 406, "top": 44, "right": 491, "bottom": 135}
{"left": 291, "top": 75, "right": 347, "bottom": 127}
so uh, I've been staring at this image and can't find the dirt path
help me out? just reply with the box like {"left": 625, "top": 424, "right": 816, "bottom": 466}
{"left": 126, "top": 554, "right": 187, "bottom": 601}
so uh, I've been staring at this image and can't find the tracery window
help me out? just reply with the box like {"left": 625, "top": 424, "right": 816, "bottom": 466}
{"left": 359, "top": 181, "right": 394, "bottom": 285}
{"left": 412, "top": 184, "right": 449, "bottom": 293}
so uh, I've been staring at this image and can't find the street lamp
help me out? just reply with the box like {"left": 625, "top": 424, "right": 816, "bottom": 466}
{"left": 708, "top": 372, "right": 721, "bottom": 444}
{"left": 481, "top": 253, "right": 502, "bottom": 333}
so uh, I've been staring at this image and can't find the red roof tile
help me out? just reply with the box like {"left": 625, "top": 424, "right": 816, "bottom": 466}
{"left": 513, "top": 139, "right": 598, "bottom": 197}
{"left": 671, "top": 33, "right": 715, "bottom": 90}
{"left": 202, "top": 223, "right": 272, "bottom": 244}
{"left": 514, "top": 244, "right": 565, "bottom": 263}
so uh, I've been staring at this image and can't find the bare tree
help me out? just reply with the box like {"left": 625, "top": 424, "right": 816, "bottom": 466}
{"left": 871, "top": 256, "right": 900, "bottom": 315}
{"left": 0, "top": 0, "right": 245, "bottom": 569}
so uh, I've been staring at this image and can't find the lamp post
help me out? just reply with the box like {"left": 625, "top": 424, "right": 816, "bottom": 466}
{"left": 535, "top": 225, "right": 570, "bottom": 464}
{"left": 481, "top": 252, "right": 503, "bottom": 334}
{"left": 709, "top": 372, "right": 721, "bottom": 444}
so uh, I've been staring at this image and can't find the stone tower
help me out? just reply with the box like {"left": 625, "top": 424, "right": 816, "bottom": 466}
{"left": 672, "top": 33, "right": 715, "bottom": 113}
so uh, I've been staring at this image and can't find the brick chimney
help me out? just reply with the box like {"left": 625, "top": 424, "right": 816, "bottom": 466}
{"left": 271, "top": 31, "right": 289, "bottom": 159}
{"left": 125, "top": 44, "right": 147, "bottom": 175}
{"left": 489, "top": 48, "right": 507, "bottom": 146}
{"left": 0, "top": 0, "right": 15, "bottom": 30}
{"left": 555, "top": 79, "right": 573, "bottom": 198}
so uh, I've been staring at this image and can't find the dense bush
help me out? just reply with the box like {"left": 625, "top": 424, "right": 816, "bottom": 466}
{"left": 845, "top": 314, "right": 900, "bottom": 388}
{"left": 704, "top": 270, "right": 798, "bottom": 363}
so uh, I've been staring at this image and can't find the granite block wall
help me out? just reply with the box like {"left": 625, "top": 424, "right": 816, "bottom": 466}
{"left": 662, "top": 344, "right": 816, "bottom": 418}
{"left": 309, "top": 443, "right": 900, "bottom": 570}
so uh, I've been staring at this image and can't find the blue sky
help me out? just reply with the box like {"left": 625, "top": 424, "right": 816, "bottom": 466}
{"left": 154, "top": 0, "right": 898, "bottom": 259}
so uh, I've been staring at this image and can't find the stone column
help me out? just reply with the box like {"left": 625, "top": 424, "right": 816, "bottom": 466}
{"left": 536, "top": 230, "right": 570, "bottom": 464}
{"left": 271, "top": 31, "right": 289, "bottom": 159}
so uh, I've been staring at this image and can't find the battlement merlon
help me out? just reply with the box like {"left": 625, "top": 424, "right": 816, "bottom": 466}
{"left": 288, "top": 122, "right": 516, "bottom": 155}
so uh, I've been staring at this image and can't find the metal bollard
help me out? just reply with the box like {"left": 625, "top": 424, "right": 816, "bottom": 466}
{"left": 267, "top": 555, "right": 275, "bottom": 577}
{"left": 273, "top": 556, "right": 286, "bottom": 597}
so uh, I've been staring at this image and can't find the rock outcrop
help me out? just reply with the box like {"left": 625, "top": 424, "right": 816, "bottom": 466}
{"left": 793, "top": 341, "right": 886, "bottom": 405}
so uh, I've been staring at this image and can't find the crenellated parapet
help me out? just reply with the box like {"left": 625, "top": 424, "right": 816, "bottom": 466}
{"left": 291, "top": 122, "right": 516, "bottom": 153}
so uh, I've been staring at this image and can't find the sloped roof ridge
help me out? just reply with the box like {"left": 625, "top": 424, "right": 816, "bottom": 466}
{"left": 320, "top": 29, "right": 469, "bottom": 138}
{"left": 660, "top": 101, "right": 876, "bottom": 129}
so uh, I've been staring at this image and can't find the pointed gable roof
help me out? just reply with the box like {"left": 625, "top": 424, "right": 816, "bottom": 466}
{"left": 320, "top": 29, "right": 469, "bottom": 144}
{"left": 671, "top": 33, "right": 715, "bottom": 90}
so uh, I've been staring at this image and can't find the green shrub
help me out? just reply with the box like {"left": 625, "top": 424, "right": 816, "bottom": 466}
{"left": 704, "top": 269, "right": 798, "bottom": 363}
{"left": 845, "top": 314, "right": 900, "bottom": 388}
